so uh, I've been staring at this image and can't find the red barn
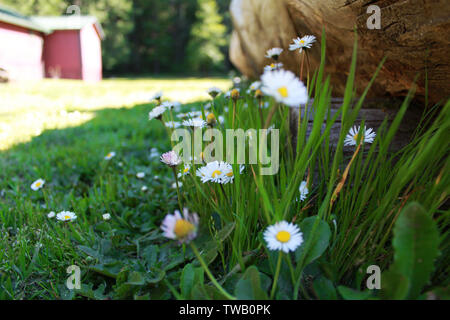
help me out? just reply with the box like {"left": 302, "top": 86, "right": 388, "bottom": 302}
{"left": 0, "top": 6, "right": 48, "bottom": 80}
{"left": 0, "top": 5, "right": 104, "bottom": 82}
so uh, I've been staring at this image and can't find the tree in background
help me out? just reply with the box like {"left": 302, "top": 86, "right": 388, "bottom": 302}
{"left": 186, "top": 0, "right": 227, "bottom": 73}
{"left": 1, "top": 0, "right": 230, "bottom": 75}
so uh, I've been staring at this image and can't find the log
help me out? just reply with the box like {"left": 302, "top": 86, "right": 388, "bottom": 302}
{"left": 229, "top": 0, "right": 450, "bottom": 105}
{"left": 289, "top": 98, "right": 422, "bottom": 155}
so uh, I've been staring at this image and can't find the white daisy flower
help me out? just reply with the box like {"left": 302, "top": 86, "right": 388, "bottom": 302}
{"left": 196, "top": 161, "right": 234, "bottom": 184}
{"left": 264, "top": 63, "right": 283, "bottom": 72}
{"left": 56, "top": 211, "right": 77, "bottom": 222}
{"left": 31, "top": 178, "right": 45, "bottom": 191}
{"left": 161, "top": 208, "right": 199, "bottom": 244}
{"left": 47, "top": 211, "right": 55, "bottom": 218}
{"left": 218, "top": 115, "right": 225, "bottom": 123}
{"left": 182, "top": 118, "right": 207, "bottom": 128}
{"left": 249, "top": 81, "right": 261, "bottom": 91}
{"left": 141, "top": 185, "right": 148, "bottom": 192}
{"left": 149, "top": 106, "right": 167, "bottom": 120}
{"left": 160, "top": 150, "right": 182, "bottom": 167}
{"left": 207, "top": 87, "right": 222, "bottom": 98}
{"left": 344, "top": 126, "right": 376, "bottom": 146}
{"left": 172, "top": 181, "right": 183, "bottom": 189}
{"left": 118, "top": 162, "right": 124, "bottom": 167}
{"left": 102, "top": 213, "right": 111, "bottom": 220}
{"left": 136, "top": 172, "right": 145, "bottom": 179}
{"left": 104, "top": 151, "right": 116, "bottom": 160}
{"left": 264, "top": 221, "right": 303, "bottom": 253}
{"left": 297, "top": 181, "right": 309, "bottom": 202}
{"left": 160, "top": 101, "right": 175, "bottom": 109}
{"left": 165, "top": 121, "right": 181, "bottom": 129}
{"left": 178, "top": 164, "right": 191, "bottom": 178}
{"left": 150, "top": 148, "right": 159, "bottom": 158}
{"left": 265, "top": 47, "right": 283, "bottom": 60}
{"left": 289, "top": 35, "right": 316, "bottom": 53}
{"left": 261, "top": 69, "right": 308, "bottom": 107}
{"left": 151, "top": 91, "right": 163, "bottom": 101}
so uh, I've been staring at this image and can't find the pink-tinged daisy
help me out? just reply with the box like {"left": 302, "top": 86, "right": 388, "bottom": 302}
{"left": 160, "top": 151, "right": 182, "bottom": 167}
{"left": 161, "top": 208, "right": 199, "bottom": 244}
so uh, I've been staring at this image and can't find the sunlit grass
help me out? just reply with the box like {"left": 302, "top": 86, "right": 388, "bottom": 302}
{"left": 0, "top": 77, "right": 231, "bottom": 150}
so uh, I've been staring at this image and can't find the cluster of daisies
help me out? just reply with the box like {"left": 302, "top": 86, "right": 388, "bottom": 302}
{"left": 160, "top": 206, "right": 304, "bottom": 253}
{"left": 30, "top": 177, "right": 111, "bottom": 223}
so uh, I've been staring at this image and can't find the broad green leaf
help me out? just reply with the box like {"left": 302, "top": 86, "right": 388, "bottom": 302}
{"left": 234, "top": 266, "right": 268, "bottom": 300}
{"left": 392, "top": 202, "right": 440, "bottom": 299}
{"left": 380, "top": 270, "right": 410, "bottom": 300}
{"left": 337, "top": 286, "right": 372, "bottom": 300}
{"left": 295, "top": 216, "right": 331, "bottom": 267}
{"left": 313, "top": 277, "right": 337, "bottom": 300}
{"left": 180, "top": 263, "right": 196, "bottom": 298}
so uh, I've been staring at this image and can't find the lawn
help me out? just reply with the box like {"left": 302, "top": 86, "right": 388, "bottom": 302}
{"left": 0, "top": 77, "right": 231, "bottom": 299}
{"left": 0, "top": 53, "right": 448, "bottom": 301}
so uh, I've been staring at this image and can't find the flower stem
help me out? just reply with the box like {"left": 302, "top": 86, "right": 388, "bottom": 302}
{"left": 300, "top": 51, "right": 305, "bottom": 82}
{"left": 264, "top": 102, "right": 279, "bottom": 129}
{"left": 270, "top": 251, "right": 283, "bottom": 299}
{"left": 190, "top": 242, "right": 236, "bottom": 300}
{"left": 172, "top": 167, "right": 183, "bottom": 212}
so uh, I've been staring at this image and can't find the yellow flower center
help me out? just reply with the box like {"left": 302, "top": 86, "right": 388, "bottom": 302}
{"left": 107, "top": 153, "right": 112, "bottom": 157}
{"left": 183, "top": 167, "right": 190, "bottom": 174}
{"left": 35, "top": 182, "right": 42, "bottom": 187}
{"left": 270, "top": 63, "right": 275, "bottom": 68}
{"left": 212, "top": 170, "right": 222, "bottom": 178}
{"left": 300, "top": 39, "right": 305, "bottom": 44}
{"left": 276, "top": 230, "right": 291, "bottom": 243}
{"left": 353, "top": 133, "right": 359, "bottom": 140}
{"left": 278, "top": 86, "right": 288, "bottom": 98}
{"left": 174, "top": 219, "right": 195, "bottom": 238}
{"left": 207, "top": 113, "right": 216, "bottom": 123}
{"left": 226, "top": 171, "right": 234, "bottom": 177}
{"left": 64, "top": 215, "right": 71, "bottom": 220}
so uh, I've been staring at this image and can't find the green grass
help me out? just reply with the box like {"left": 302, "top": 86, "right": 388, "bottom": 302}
{"left": 0, "top": 77, "right": 231, "bottom": 299}
{"left": 0, "top": 43, "right": 448, "bottom": 300}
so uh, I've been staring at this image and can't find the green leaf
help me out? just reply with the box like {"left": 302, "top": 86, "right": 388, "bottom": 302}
{"left": 295, "top": 216, "right": 331, "bottom": 268}
{"left": 180, "top": 263, "right": 196, "bottom": 298}
{"left": 337, "top": 286, "right": 372, "bottom": 300}
{"left": 380, "top": 270, "right": 410, "bottom": 300}
{"left": 234, "top": 266, "right": 268, "bottom": 300}
{"left": 391, "top": 202, "right": 440, "bottom": 299}
{"left": 313, "top": 277, "right": 337, "bottom": 300}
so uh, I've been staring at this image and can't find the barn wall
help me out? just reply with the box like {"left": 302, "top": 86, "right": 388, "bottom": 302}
{"left": 43, "top": 30, "right": 82, "bottom": 79}
{"left": 0, "top": 21, "right": 44, "bottom": 80}
{"left": 80, "top": 24, "right": 102, "bottom": 82}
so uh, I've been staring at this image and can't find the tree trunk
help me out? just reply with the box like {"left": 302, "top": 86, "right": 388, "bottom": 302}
{"left": 229, "top": 0, "right": 450, "bottom": 105}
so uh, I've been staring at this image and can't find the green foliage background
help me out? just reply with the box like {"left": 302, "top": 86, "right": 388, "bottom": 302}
{"left": 1, "top": 0, "right": 231, "bottom": 75}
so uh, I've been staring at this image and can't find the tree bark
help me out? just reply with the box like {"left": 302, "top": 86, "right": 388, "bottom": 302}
{"left": 229, "top": 0, "right": 450, "bottom": 105}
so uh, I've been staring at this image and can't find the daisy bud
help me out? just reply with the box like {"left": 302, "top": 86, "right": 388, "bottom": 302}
{"left": 206, "top": 113, "right": 216, "bottom": 126}
{"left": 231, "top": 89, "right": 240, "bottom": 101}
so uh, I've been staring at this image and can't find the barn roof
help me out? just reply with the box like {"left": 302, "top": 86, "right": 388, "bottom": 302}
{"left": 0, "top": 4, "right": 50, "bottom": 33}
{"left": 31, "top": 16, "right": 105, "bottom": 39}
